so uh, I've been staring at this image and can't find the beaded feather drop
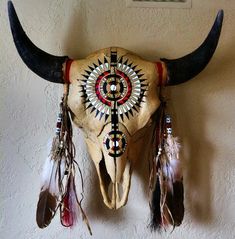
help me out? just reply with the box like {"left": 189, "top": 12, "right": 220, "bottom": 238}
{"left": 149, "top": 98, "right": 184, "bottom": 232}
{"left": 36, "top": 87, "right": 92, "bottom": 235}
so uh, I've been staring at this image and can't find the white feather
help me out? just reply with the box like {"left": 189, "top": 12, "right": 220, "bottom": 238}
{"left": 69, "top": 178, "right": 80, "bottom": 226}
{"left": 40, "top": 139, "right": 60, "bottom": 196}
{"left": 164, "top": 135, "right": 183, "bottom": 182}
{"left": 41, "top": 139, "right": 54, "bottom": 185}
{"left": 41, "top": 156, "right": 54, "bottom": 188}
{"left": 165, "top": 135, "right": 180, "bottom": 160}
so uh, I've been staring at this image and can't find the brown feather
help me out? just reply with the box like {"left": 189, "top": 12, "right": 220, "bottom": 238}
{"left": 171, "top": 181, "right": 184, "bottom": 226}
{"left": 36, "top": 189, "right": 57, "bottom": 228}
{"left": 150, "top": 177, "right": 162, "bottom": 231}
{"left": 165, "top": 180, "right": 184, "bottom": 227}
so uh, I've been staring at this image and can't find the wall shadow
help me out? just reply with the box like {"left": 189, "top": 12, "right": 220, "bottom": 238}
{"left": 179, "top": 98, "right": 214, "bottom": 223}
{"left": 176, "top": 39, "right": 234, "bottom": 223}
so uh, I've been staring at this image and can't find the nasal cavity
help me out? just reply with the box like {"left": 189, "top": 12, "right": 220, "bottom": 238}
{"left": 99, "top": 156, "right": 111, "bottom": 190}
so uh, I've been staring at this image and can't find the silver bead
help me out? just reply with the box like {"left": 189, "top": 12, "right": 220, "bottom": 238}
{"left": 167, "top": 128, "right": 172, "bottom": 134}
{"left": 59, "top": 140, "right": 64, "bottom": 149}
{"left": 165, "top": 115, "right": 171, "bottom": 123}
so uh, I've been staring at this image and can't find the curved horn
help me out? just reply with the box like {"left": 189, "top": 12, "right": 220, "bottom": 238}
{"left": 8, "top": 1, "right": 68, "bottom": 84}
{"left": 161, "top": 10, "right": 224, "bottom": 86}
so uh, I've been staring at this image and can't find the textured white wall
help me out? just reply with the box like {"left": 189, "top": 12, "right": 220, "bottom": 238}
{"left": 1, "top": 0, "right": 235, "bottom": 238}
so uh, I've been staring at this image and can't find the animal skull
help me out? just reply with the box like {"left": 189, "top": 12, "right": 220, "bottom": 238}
{"left": 67, "top": 47, "right": 162, "bottom": 208}
{"left": 8, "top": 1, "right": 223, "bottom": 209}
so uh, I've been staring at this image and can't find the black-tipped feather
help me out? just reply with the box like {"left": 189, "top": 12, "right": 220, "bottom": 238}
{"left": 172, "top": 181, "right": 184, "bottom": 226}
{"left": 36, "top": 189, "right": 57, "bottom": 228}
{"left": 150, "top": 177, "right": 162, "bottom": 231}
{"left": 150, "top": 100, "right": 184, "bottom": 232}
{"left": 166, "top": 181, "right": 184, "bottom": 227}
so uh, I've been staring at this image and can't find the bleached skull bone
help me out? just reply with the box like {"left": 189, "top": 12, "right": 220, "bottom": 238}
{"left": 67, "top": 47, "right": 162, "bottom": 208}
{"left": 8, "top": 1, "right": 223, "bottom": 209}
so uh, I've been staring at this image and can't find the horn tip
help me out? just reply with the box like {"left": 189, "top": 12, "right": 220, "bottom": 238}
{"left": 217, "top": 9, "right": 224, "bottom": 23}
{"left": 218, "top": 9, "right": 224, "bottom": 17}
{"left": 8, "top": 1, "right": 17, "bottom": 20}
{"left": 7, "top": 1, "right": 14, "bottom": 11}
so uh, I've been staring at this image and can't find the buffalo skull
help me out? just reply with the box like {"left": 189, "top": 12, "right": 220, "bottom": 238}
{"left": 8, "top": 1, "right": 223, "bottom": 210}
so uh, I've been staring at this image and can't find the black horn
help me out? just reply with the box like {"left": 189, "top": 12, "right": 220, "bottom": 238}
{"left": 8, "top": 1, "right": 68, "bottom": 84}
{"left": 161, "top": 10, "right": 224, "bottom": 86}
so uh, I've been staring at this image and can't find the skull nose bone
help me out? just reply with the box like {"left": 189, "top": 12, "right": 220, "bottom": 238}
{"left": 100, "top": 161, "right": 131, "bottom": 210}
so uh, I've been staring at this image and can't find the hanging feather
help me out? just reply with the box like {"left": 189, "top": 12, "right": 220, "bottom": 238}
{"left": 60, "top": 174, "right": 79, "bottom": 227}
{"left": 149, "top": 101, "right": 165, "bottom": 231}
{"left": 36, "top": 124, "right": 64, "bottom": 228}
{"left": 149, "top": 97, "right": 184, "bottom": 232}
{"left": 60, "top": 172, "right": 92, "bottom": 235}
{"left": 150, "top": 176, "right": 161, "bottom": 231}
{"left": 36, "top": 85, "right": 92, "bottom": 234}
{"left": 36, "top": 189, "right": 57, "bottom": 228}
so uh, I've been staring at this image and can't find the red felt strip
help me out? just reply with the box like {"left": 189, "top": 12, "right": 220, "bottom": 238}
{"left": 64, "top": 59, "right": 73, "bottom": 84}
{"left": 156, "top": 62, "right": 163, "bottom": 86}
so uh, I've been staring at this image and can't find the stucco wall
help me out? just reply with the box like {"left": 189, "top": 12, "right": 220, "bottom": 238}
{"left": 1, "top": 0, "right": 235, "bottom": 238}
